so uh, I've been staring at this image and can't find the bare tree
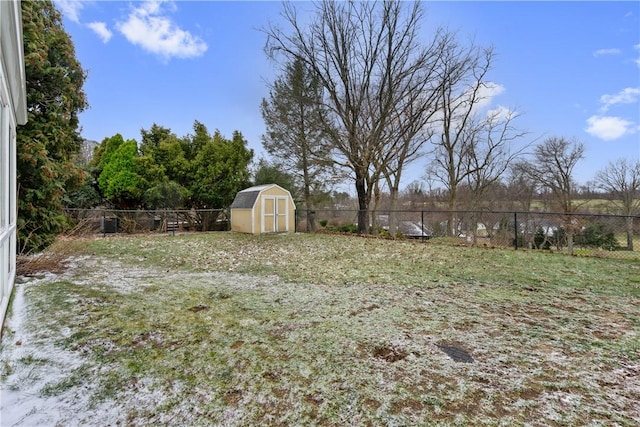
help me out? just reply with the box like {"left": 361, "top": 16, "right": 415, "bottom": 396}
{"left": 507, "top": 164, "right": 537, "bottom": 212}
{"left": 519, "top": 137, "right": 584, "bottom": 213}
{"left": 595, "top": 158, "right": 640, "bottom": 250}
{"left": 517, "top": 137, "right": 585, "bottom": 254}
{"left": 264, "top": 0, "right": 449, "bottom": 233}
{"left": 368, "top": 29, "right": 454, "bottom": 236}
{"left": 427, "top": 42, "right": 526, "bottom": 235}
{"left": 461, "top": 108, "right": 527, "bottom": 210}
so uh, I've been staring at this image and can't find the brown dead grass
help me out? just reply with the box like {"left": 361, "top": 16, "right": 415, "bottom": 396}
{"left": 16, "top": 237, "right": 86, "bottom": 276}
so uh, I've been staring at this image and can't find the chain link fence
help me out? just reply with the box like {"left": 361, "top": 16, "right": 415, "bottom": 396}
{"left": 302, "top": 209, "right": 640, "bottom": 260}
{"left": 65, "top": 208, "right": 229, "bottom": 235}
{"left": 64, "top": 208, "right": 638, "bottom": 260}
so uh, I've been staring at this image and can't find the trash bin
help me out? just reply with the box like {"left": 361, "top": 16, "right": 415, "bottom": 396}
{"left": 151, "top": 215, "right": 162, "bottom": 231}
{"left": 100, "top": 216, "right": 118, "bottom": 233}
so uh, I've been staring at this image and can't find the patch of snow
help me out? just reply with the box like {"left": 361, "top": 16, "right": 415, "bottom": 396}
{"left": 0, "top": 278, "right": 101, "bottom": 426}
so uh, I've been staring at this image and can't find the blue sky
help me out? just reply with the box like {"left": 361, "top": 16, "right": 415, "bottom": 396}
{"left": 54, "top": 1, "right": 639, "bottom": 188}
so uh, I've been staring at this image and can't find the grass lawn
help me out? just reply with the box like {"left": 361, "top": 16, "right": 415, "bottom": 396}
{"left": 1, "top": 232, "right": 639, "bottom": 426}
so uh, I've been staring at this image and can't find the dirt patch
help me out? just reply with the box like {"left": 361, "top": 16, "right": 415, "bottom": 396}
{"left": 223, "top": 388, "right": 243, "bottom": 405}
{"left": 349, "top": 304, "right": 380, "bottom": 317}
{"left": 372, "top": 344, "right": 408, "bottom": 362}
{"left": 188, "top": 304, "right": 209, "bottom": 312}
{"left": 132, "top": 331, "right": 165, "bottom": 349}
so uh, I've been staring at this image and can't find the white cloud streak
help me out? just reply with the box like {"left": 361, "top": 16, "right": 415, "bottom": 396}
{"left": 116, "top": 1, "right": 208, "bottom": 60}
{"left": 599, "top": 87, "right": 640, "bottom": 112}
{"left": 86, "top": 22, "right": 113, "bottom": 43}
{"left": 592, "top": 48, "right": 622, "bottom": 57}
{"left": 585, "top": 115, "right": 635, "bottom": 141}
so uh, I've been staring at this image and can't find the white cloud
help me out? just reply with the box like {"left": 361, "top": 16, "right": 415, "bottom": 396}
{"left": 86, "top": 22, "right": 113, "bottom": 43}
{"left": 486, "top": 105, "right": 513, "bottom": 121}
{"left": 116, "top": 1, "right": 208, "bottom": 60}
{"left": 54, "top": 0, "right": 84, "bottom": 23}
{"left": 592, "top": 48, "right": 622, "bottom": 57}
{"left": 474, "top": 82, "right": 505, "bottom": 111}
{"left": 635, "top": 44, "right": 640, "bottom": 68}
{"left": 599, "top": 87, "right": 640, "bottom": 112}
{"left": 585, "top": 115, "right": 635, "bottom": 140}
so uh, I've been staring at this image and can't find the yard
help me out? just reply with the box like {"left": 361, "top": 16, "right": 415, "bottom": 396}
{"left": 1, "top": 232, "right": 639, "bottom": 426}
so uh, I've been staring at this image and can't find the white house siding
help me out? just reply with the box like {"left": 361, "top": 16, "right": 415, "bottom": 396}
{"left": 0, "top": 0, "right": 27, "bottom": 328}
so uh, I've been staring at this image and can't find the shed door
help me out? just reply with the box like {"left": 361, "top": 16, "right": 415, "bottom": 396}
{"left": 262, "top": 196, "right": 288, "bottom": 233}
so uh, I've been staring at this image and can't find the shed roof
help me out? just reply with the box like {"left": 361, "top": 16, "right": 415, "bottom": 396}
{"left": 230, "top": 184, "right": 283, "bottom": 209}
{"left": 230, "top": 190, "right": 260, "bottom": 209}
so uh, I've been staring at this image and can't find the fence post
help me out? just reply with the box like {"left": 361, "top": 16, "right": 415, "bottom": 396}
{"left": 421, "top": 211, "right": 425, "bottom": 243}
{"left": 514, "top": 211, "right": 518, "bottom": 250}
{"left": 102, "top": 210, "right": 106, "bottom": 238}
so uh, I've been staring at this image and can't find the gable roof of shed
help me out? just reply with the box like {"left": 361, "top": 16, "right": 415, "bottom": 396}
{"left": 230, "top": 184, "right": 280, "bottom": 209}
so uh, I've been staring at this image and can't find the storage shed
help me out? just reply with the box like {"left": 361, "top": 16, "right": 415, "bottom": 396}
{"left": 230, "top": 184, "right": 296, "bottom": 234}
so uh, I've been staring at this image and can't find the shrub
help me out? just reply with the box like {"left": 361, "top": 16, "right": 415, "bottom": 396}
{"left": 373, "top": 227, "right": 391, "bottom": 238}
{"left": 533, "top": 227, "right": 552, "bottom": 250}
{"left": 580, "top": 223, "right": 619, "bottom": 251}
{"left": 324, "top": 224, "right": 358, "bottom": 233}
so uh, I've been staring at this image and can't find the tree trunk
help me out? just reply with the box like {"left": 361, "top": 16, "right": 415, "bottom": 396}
{"left": 388, "top": 186, "right": 399, "bottom": 238}
{"left": 383, "top": 168, "right": 404, "bottom": 238}
{"left": 447, "top": 190, "right": 456, "bottom": 237}
{"left": 370, "top": 179, "right": 381, "bottom": 235}
{"left": 301, "top": 144, "right": 316, "bottom": 232}
{"left": 626, "top": 216, "right": 634, "bottom": 251}
{"left": 303, "top": 184, "right": 316, "bottom": 232}
{"left": 470, "top": 211, "right": 478, "bottom": 246}
{"left": 565, "top": 215, "right": 574, "bottom": 255}
{"left": 355, "top": 173, "right": 369, "bottom": 234}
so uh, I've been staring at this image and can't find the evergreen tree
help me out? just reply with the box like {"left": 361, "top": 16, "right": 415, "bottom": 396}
{"left": 97, "top": 136, "right": 147, "bottom": 209}
{"left": 261, "top": 58, "right": 331, "bottom": 231}
{"left": 190, "top": 126, "right": 253, "bottom": 209}
{"left": 17, "top": 0, "right": 88, "bottom": 252}
{"left": 253, "top": 158, "right": 299, "bottom": 198}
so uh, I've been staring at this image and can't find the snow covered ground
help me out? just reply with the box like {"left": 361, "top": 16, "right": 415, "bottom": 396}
{"left": 1, "top": 233, "right": 639, "bottom": 425}
{"left": 0, "top": 270, "right": 124, "bottom": 426}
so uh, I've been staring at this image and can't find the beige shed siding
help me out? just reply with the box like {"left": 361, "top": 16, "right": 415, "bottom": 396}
{"left": 231, "top": 210, "right": 253, "bottom": 234}
{"left": 230, "top": 184, "right": 295, "bottom": 234}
